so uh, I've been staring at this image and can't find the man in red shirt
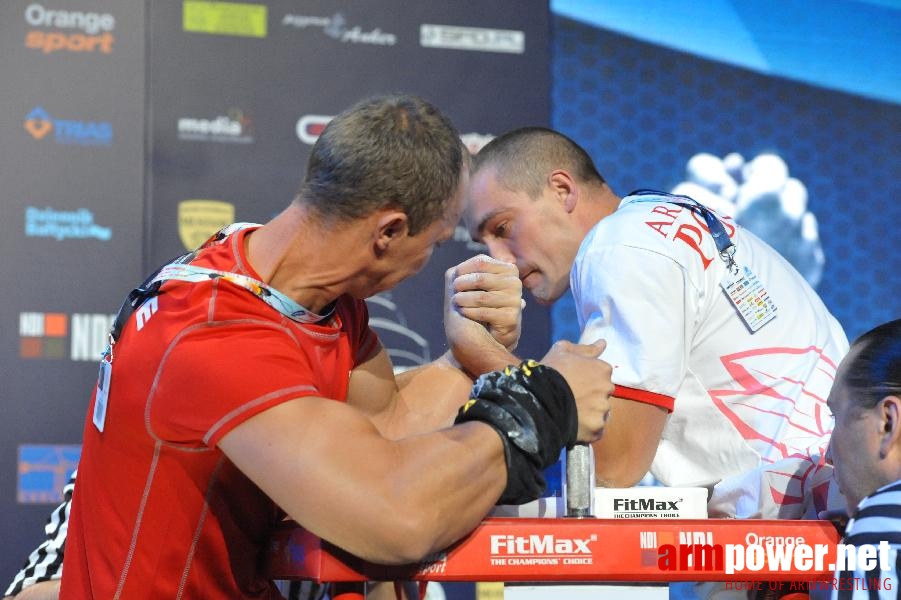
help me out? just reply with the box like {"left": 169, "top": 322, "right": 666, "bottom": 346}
{"left": 59, "top": 94, "right": 613, "bottom": 599}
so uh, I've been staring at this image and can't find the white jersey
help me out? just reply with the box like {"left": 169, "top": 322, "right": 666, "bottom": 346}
{"left": 572, "top": 191, "right": 849, "bottom": 518}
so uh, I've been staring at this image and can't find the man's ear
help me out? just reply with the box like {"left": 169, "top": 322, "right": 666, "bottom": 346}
{"left": 374, "top": 210, "right": 409, "bottom": 255}
{"left": 878, "top": 395, "right": 901, "bottom": 458}
{"left": 548, "top": 170, "right": 578, "bottom": 213}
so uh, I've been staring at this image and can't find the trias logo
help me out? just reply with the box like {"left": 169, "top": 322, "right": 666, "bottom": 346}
{"left": 490, "top": 534, "right": 596, "bottom": 555}
{"left": 614, "top": 498, "right": 683, "bottom": 511}
{"left": 24, "top": 3, "right": 115, "bottom": 54}
{"left": 24, "top": 107, "right": 113, "bottom": 146}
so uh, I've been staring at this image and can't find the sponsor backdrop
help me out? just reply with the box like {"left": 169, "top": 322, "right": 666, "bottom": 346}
{"left": 0, "top": 1, "right": 551, "bottom": 594}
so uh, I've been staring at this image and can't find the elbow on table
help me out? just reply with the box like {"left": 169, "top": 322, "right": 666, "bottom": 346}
{"left": 355, "top": 508, "right": 446, "bottom": 565}
{"left": 594, "top": 455, "right": 651, "bottom": 489}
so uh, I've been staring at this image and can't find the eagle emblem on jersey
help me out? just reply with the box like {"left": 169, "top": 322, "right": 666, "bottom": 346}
{"left": 709, "top": 345, "right": 839, "bottom": 512}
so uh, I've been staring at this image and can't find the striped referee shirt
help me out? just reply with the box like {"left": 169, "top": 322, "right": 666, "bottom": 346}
{"left": 831, "top": 479, "right": 901, "bottom": 600}
{"left": 4, "top": 471, "right": 75, "bottom": 596}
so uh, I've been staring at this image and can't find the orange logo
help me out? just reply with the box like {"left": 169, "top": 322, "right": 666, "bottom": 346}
{"left": 25, "top": 30, "right": 114, "bottom": 54}
{"left": 23, "top": 4, "right": 115, "bottom": 54}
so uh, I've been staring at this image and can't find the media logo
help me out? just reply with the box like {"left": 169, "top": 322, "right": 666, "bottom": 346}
{"left": 177, "top": 109, "right": 254, "bottom": 143}
{"left": 24, "top": 107, "right": 113, "bottom": 146}
{"left": 18, "top": 444, "right": 81, "bottom": 504}
{"left": 296, "top": 114, "right": 333, "bottom": 145}
{"left": 183, "top": 0, "right": 267, "bottom": 38}
{"left": 24, "top": 3, "right": 116, "bottom": 54}
{"left": 178, "top": 199, "right": 235, "bottom": 251}
{"left": 20, "top": 312, "right": 115, "bottom": 361}
{"left": 25, "top": 206, "right": 112, "bottom": 241}
{"left": 420, "top": 24, "right": 525, "bottom": 54}
{"left": 282, "top": 12, "right": 397, "bottom": 46}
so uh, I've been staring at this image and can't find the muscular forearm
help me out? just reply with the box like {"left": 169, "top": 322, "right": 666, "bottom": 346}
{"left": 294, "top": 419, "right": 508, "bottom": 563}
{"left": 377, "top": 349, "right": 522, "bottom": 439}
{"left": 220, "top": 398, "right": 507, "bottom": 565}
{"left": 373, "top": 422, "right": 508, "bottom": 561}
{"left": 384, "top": 352, "right": 477, "bottom": 437}
{"left": 592, "top": 395, "right": 668, "bottom": 487}
{"left": 449, "top": 343, "right": 520, "bottom": 380}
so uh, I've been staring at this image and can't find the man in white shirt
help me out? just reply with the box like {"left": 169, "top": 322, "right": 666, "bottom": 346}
{"left": 466, "top": 126, "right": 849, "bottom": 519}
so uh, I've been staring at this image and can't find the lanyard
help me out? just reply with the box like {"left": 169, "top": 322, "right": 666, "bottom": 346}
{"left": 148, "top": 263, "right": 332, "bottom": 324}
{"left": 625, "top": 189, "right": 737, "bottom": 271}
{"left": 108, "top": 223, "right": 334, "bottom": 349}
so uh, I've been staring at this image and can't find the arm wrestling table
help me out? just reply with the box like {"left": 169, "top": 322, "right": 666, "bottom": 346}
{"left": 267, "top": 447, "right": 842, "bottom": 598}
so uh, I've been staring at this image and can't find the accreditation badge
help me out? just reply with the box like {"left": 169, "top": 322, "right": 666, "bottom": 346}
{"left": 720, "top": 265, "right": 778, "bottom": 333}
{"left": 92, "top": 354, "right": 112, "bottom": 433}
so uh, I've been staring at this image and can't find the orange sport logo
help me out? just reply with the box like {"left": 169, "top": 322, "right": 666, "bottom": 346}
{"left": 24, "top": 3, "right": 116, "bottom": 54}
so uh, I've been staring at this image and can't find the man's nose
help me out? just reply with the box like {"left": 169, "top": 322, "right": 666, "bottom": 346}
{"left": 484, "top": 238, "right": 515, "bottom": 264}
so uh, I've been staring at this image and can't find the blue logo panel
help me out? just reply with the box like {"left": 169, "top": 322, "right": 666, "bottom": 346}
{"left": 18, "top": 444, "right": 81, "bottom": 504}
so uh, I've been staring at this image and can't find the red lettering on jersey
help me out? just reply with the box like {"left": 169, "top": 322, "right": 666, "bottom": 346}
{"left": 645, "top": 221, "right": 671, "bottom": 238}
{"left": 652, "top": 205, "right": 682, "bottom": 219}
{"left": 644, "top": 205, "right": 683, "bottom": 238}
{"left": 640, "top": 202, "right": 734, "bottom": 270}
{"left": 674, "top": 223, "right": 714, "bottom": 269}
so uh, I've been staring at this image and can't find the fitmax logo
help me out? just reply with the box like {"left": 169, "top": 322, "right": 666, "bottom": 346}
{"left": 490, "top": 534, "right": 597, "bottom": 555}
{"left": 614, "top": 498, "right": 683, "bottom": 511}
{"left": 24, "top": 107, "right": 112, "bottom": 146}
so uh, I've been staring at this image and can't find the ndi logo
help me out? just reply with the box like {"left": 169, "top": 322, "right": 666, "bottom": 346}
{"left": 24, "top": 106, "right": 113, "bottom": 146}
{"left": 25, "top": 206, "right": 111, "bottom": 241}
{"left": 20, "top": 312, "right": 115, "bottom": 361}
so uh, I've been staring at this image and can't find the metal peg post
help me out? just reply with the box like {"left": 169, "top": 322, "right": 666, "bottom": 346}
{"left": 564, "top": 443, "right": 595, "bottom": 518}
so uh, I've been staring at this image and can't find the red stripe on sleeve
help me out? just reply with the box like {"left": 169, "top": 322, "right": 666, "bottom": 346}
{"left": 613, "top": 384, "right": 675, "bottom": 412}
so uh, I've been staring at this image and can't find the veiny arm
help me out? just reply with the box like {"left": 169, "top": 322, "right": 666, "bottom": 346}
{"left": 218, "top": 394, "right": 507, "bottom": 565}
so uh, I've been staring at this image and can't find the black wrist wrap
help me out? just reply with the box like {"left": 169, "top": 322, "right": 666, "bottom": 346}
{"left": 454, "top": 360, "right": 578, "bottom": 505}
